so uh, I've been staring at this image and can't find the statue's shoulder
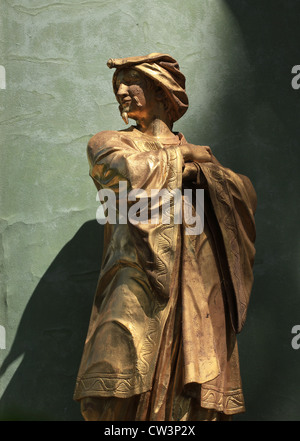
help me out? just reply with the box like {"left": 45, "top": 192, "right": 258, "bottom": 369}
{"left": 87, "top": 127, "right": 136, "bottom": 160}
{"left": 87, "top": 129, "right": 120, "bottom": 147}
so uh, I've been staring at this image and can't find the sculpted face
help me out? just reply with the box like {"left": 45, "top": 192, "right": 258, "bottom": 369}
{"left": 115, "top": 68, "right": 157, "bottom": 123}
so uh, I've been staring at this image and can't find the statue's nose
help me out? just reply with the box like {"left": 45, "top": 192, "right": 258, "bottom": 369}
{"left": 116, "top": 83, "right": 129, "bottom": 98}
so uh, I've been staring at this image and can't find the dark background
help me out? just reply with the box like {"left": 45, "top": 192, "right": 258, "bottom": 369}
{"left": 0, "top": 0, "right": 299, "bottom": 421}
{"left": 225, "top": 0, "right": 300, "bottom": 421}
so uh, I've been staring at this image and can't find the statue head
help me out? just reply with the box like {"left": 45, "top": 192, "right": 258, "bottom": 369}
{"left": 107, "top": 53, "right": 189, "bottom": 126}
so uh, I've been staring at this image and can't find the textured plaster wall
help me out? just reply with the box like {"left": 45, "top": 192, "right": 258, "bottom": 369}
{"left": 0, "top": 0, "right": 299, "bottom": 421}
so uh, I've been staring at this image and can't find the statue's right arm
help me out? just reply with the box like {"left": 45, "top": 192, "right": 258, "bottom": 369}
{"left": 180, "top": 144, "right": 213, "bottom": 164}
{"left": 86, "top": 131, "right": 183, "bottom": 194}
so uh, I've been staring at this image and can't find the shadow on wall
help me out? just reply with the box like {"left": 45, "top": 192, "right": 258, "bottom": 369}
{"left": 0, "top": 220, "right": 104, "bottom": 421}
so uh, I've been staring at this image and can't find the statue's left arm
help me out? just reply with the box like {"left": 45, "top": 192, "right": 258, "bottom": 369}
{"left": 181, "top": 146, "right": 256, "bottom": 334}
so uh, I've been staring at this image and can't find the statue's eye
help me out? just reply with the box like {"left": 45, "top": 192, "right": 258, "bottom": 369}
{"left": 126, "top": 75, "right": 139, "bottom": 84}
{"left": 116, "top": 70, "right": 141, "bottom": 88}
{"left": 127, "top": 71, "right": 141, "bottom": 81}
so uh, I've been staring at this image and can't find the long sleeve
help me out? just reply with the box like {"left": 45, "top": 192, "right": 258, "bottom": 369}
{"left": 86, "top": 129, "right": 183, "bottom": 300}
{"left": 199, "top": 161, "right": 256, "bottom": 333}
{"left": 87, "top": 130, "right": 184, "bottom": 196}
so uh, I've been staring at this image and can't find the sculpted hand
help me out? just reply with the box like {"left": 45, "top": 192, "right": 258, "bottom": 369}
{"left": 180, "top": 144, "right": 212, "bottom": 163}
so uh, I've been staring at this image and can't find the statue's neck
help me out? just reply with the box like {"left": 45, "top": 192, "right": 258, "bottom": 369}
{"left": 136, "top": 116, "right": 177, "bottom": 142}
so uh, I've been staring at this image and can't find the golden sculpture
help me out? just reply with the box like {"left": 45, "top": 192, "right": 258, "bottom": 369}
{"left": 73, "top": 54, "right": 256, "bottom": 421}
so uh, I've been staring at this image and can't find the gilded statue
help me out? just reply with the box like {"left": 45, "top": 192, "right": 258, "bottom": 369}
{"left": 73, "top": 53, "right": 256, "bottom": 421}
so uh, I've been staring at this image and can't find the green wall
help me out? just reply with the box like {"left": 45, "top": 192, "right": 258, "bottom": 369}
{"left": 0, "top": 0, "right": 299, "bottom": 420}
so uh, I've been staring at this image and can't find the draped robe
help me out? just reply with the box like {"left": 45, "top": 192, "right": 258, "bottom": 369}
{"left": 73, "top": 126, "right": 256, "bottom": 419}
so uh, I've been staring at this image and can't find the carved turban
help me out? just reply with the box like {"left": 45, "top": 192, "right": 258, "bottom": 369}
{"left": 107, "top": 53, "right": 189, "bottom": 122}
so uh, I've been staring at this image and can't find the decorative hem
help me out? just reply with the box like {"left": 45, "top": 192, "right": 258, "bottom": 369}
{"left": 201, "top": 385, "right": 245, "bottom": 415}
